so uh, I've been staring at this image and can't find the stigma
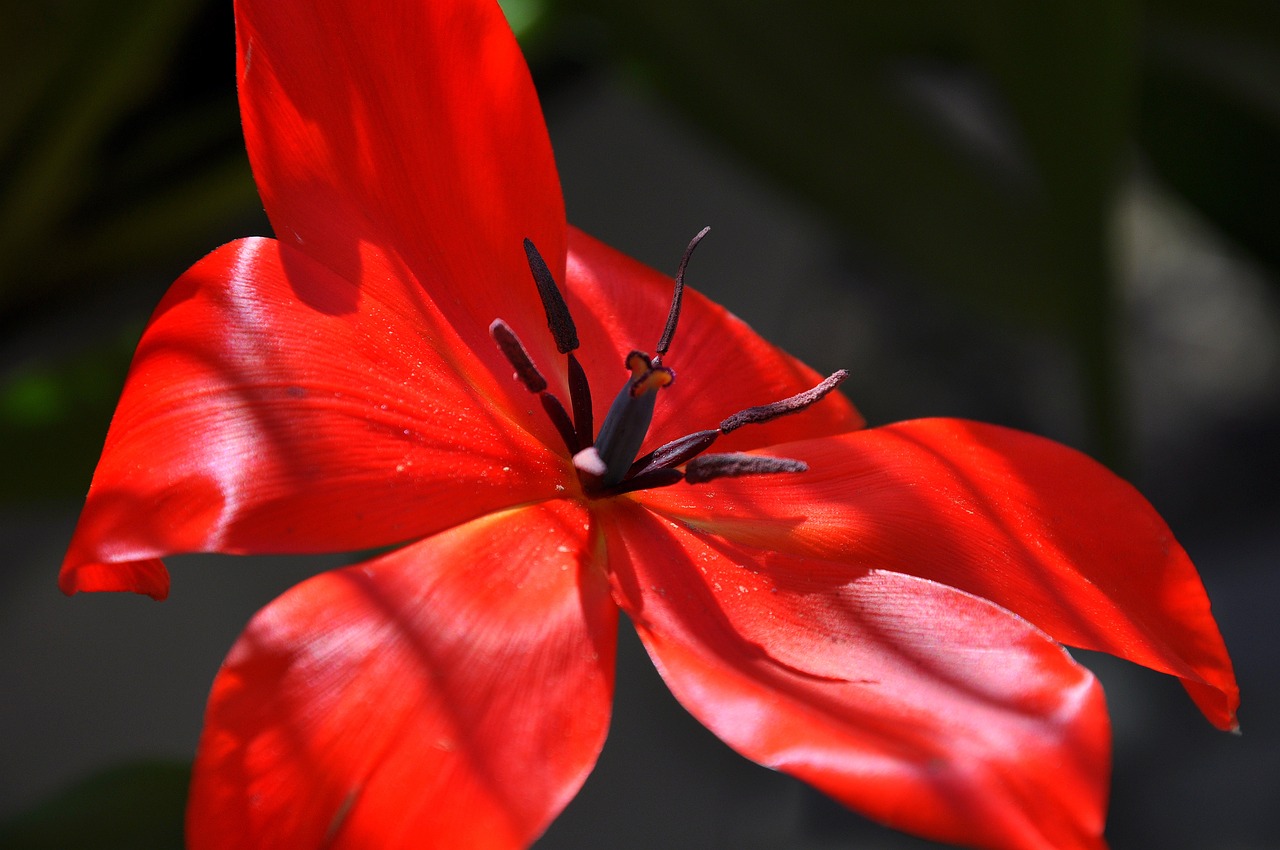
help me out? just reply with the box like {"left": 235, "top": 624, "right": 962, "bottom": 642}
{"left": 490, "top": 229, "right": 846, "bottom": 497}
{"left": 583, "top": 352, "right": 674, "bottom": 486}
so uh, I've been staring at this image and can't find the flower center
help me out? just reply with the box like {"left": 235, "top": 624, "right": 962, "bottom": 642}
{"left": 490, "top": 229, "right": 847, "bottom": 498}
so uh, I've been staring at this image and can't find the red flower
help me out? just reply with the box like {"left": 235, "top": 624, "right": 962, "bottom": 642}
{"left": 61, "top": 1, "right": 1238, "bottom": 848}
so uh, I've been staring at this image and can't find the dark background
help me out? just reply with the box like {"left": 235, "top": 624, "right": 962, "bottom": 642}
{"left": 1, "top": 1, "right": 1276, "bottom": 847}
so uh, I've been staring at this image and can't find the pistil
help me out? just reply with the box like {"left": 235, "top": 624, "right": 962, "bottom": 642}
{"left": 590, "top": 352, "right": 674, "bottom": 487}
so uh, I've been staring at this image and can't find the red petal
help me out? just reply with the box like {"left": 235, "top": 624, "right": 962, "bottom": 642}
{"left": 563, "top": 227, "right": 863, "bottom": 451}
{"left": 234, "top": 0, "right": 569, "bottom": 384}
{"left": 602, "top": 502, "right": 1110, "bottom": 850}
{"left": 61, "top": 239, "right": 570, "bottom": 598}
{"left": 637, "top": 418, "right": 1240, "bottom": 730}
{"left": 188, "top": 500, "right": 615, "bottom": 850}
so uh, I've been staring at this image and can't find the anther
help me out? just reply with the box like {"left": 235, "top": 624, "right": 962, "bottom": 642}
{"left": 655, "top": 226, "right": 710, "bottom": 362}
{"left": 524, "top": 238, "right": 579, "bottom": 354}
{"left": 610, "top": 371, "right": 846, "bottom": 490}
{"left": 719, "top": 370, "right": 848, "bottom": 433}
{"left": 489, "top": 318, "right": 579, "bottom": 452}
{"left": 489, "top": 319, "right": 547, "bottom": 393}
{"left": 684, "top": 453, "right": 808, "bottom": 484}
{"left": 627, "top": 429, "right": 720, "bottom": 480}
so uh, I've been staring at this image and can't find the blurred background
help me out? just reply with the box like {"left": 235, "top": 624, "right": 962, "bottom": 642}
{"left": 0, "top": 0, "right": 1275, "bottom": 847}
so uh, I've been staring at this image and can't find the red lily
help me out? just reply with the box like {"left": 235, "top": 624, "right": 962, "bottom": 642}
{"left": 61, "top": 1, "right": 1238, "bottom": 849}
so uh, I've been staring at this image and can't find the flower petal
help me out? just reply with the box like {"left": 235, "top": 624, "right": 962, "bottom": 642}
{"left": 563, "top": 227, "right": 863, "bottom": 451}
{"left": 602, "top": 502, "right": 1110, "bottom": 850}
{"left": 637, "top": 418, "right": 1239, "bottom": 730}
{"left": 61, "top": 238, "right": 571, "bottom": 599}
{"left": 187, "top": 500, "right": 615, "bottom": 850}
{"left": 234, "top": 0, "right": 569, "bottom": 381}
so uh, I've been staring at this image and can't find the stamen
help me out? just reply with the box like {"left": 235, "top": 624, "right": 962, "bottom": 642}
{"left": 540, "top": 394, "right": 580, "bottom": 453}
{"left": 504, "top": 234, "right": 846, "bottom": 499}
{"left": 489, "top": 319, "right": 578, "bottom": 452}
{"left": 489, "top": 319, "right": 547, "bottom": 393}
{"left": 566, "top": 352, "right": 593, "bottom": 448}
{"left": 609, "top": 468, "right": 684, "bottom": 495}
{"left": 719, "top": 370, "right": 848, "bottom": 433}
{"left": 655, "top": 226, "right": 710, "bottom": 361}
{"left": 684, "top": 453, "right": 808, "bottom": 484}
{"left": 524, "top": 238, "right": 579, "bottom": 354}
{"left": 627, "top": 429, "right": 720, "bottom": 479}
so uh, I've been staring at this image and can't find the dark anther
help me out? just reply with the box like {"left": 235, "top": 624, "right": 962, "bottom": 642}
{"left": 719, "top": 370, "right": 848, "bottom": 433}
{"left": 489, "top": 318, "right": 579, "bottom": 452}
{"left": 684, "top": 453, "right": 808, "bottom": 484}
{"left": 566, "top": 352, "right": 593, "bottom": 448}
{"left": 489, "top": 319, "right": 547, "bottom": 393}
{"left": 655, "top": 226, "right": 710, "bottom": 361}
{"left": 524, "top": 238, "right": 579, "bottom": 354}
{"left": 627, "top": 429, "right": 720, "bottom": 480}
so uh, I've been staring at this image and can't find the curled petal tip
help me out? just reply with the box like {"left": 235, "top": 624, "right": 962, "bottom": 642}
{"left": 59, "top": 557, "right": 171, "bottom": 601}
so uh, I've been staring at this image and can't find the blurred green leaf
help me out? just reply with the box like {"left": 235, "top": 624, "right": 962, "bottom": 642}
{"left": 0, "top": 0, "right": 256, "bottom": 314}
{"left": 501, "top": 0, "right": 550, "bottom": 39}
{"left": 0, "top": 761, "right": 189, "bottom": 850}
{"left": 1, "top": 0, "right": 203, "bottom": 295}
{"left": 0, "top": 331, "right": 136, "bottom": 502}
